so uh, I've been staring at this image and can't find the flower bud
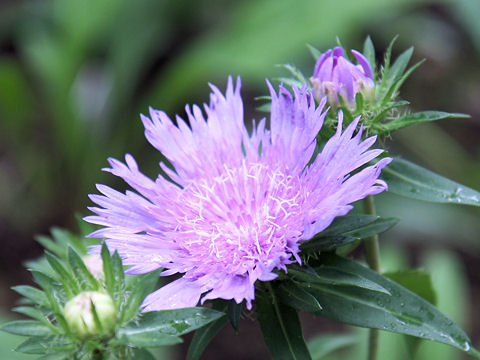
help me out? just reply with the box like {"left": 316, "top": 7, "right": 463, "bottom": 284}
{"left": 310, "top": 46, "right": 374, "bottom": 108}
{"left": 82, "top": 255, "right": 104, "bottom": 280}
{"left": 64, "top": 291, "right": 116, "bottom": 338}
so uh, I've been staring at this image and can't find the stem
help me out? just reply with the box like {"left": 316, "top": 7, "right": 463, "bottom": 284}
{"left": 363, "top": 195, "right": 380, "bottom": 272}
{"left": 363, "top": 195, "right": 380, "bottom": 360}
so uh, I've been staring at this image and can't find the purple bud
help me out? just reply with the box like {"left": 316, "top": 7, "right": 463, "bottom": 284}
{"left": 311, "top": 46, "right": 374, "bottom": 108}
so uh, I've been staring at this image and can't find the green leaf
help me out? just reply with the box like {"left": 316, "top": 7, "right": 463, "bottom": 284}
{"left": 276, "top": 282, "right": 323, "bottom": 313}
{"left": 31, "top": 271, "right": 68, "bottom": 307}
{"left": 16, "top": 336, "right": 73, "bottom": 354}
{"left": 115, "top": 332, "right": 182, "bottom": 348}
{"left": 307, "top": 44, "right": 322, "bottom": 61}
{"left": 301, "top": 215, "right": 398, "bottom": 253}
{"left": 384, "top": 269, "right": 437, "bottom": 305}
{"left": 111, "top": 251, "right": 126, "bottom": 310}
{"left": 382, "top": 158, "right": 480, "bottom": 206}
{"left": 129, "top": 349, "right": 157, "bottom": 360}
{"left": 300, "top": 254, "right": 478, "bottom": 355}
{"left": 257, "top": 102, "right": 271, "bottom": 113}
{"left": 370, "top": 99, "right": 409, "bottom": 126}
{"left": 11, "top": 285, "right": 49, "bottom": 307}
{"left": 385, "top": 269, "right": 438, "bottom": 357}
{"left": 186, "top": 315, "right": 228, "bottom": 360}
{"left": 100, "top": 243, "right": 116, "bottom": 299}
{"left": 29, "top": 271, "right": 69, "bottom": 333}
{"left": 384, "top": 59, "right": 425, "bottom": 103}
{"left": 276, "top": 77, "right": 307, "bottom": 89}
{"left": 67, "top": 247, "right": 100, "bottom": 291}
{"left": 45, "top": 251, "right": 80, "bottom": 297}
{"left": 288, "top": 266, "right": 391, "bottom": 295}
{"left": 51, "top": 228, "right": 86, "bottom": 256}
{"left": 362, "top": 36, "right": 376, "bottom": 77}
{"left": 38, "top": 353, "right": 72, "bottom": 360}
{"left": 379, "top": 47, "right": 413, "bottom": 97}
{"left": 257, "top": 285, "right": 312, "bottom": 360}
{"left": 308, "top": 333, "right": 357, "bottom": 360}
{"left": 343, "top": 217, "right": 399, "bottom": 240}
{"left": 119, "top": 308, "right": 225, "bottom": 338}
{"left": 0, "top": 320, "right": 52, "bottom": 336}
{"left": 13, "top": 307, "right": 52, "bottom": 325}
{"left": 277, "top": 64, "right": 308, "bottom": 84}
{"left": 301, "top": 235, "right": 357, "bottom": 252}
{"left": 121, "top": 270, "right": 160, "bottom": 323}
{"left": 379, "top": 36, "right": 398, "bottom": 85}
{"left": 36, "top": 236, "right": 65, "bottom": 259}
{"left": 90, "top": 300, "right": 104, "bottom": 335}
{"left": 227, "top": 300, "right": 242, "bottom": 332}
{"left": 318, "top": 215, "right": 379, "bottom": 236}
{"left": 380, "top": 111, "right": 470, "bottom": 132}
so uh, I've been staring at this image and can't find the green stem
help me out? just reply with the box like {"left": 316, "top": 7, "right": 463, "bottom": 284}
{"left": 363, "top": 195, "right": 380, "bottom": 360}
{"left": 363, "top": 195, "right": 380, "bottom": 272}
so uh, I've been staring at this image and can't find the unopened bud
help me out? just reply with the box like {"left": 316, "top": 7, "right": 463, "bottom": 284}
{"left": 64, "top": 291, "right": 116, "bottom": 338}
{"left": 311, "top": 46, "right": 374, "bottom": 108}
{"left": 82, "top": 255, "right": 104, "bottom": 280}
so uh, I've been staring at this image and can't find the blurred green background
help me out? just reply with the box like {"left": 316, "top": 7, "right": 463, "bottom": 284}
{"left": 0, "top": 0, "right": 479, "bottom": 359}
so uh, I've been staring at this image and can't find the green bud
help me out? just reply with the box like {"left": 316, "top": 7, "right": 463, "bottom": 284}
{"left": 64, "top": 291, "right": 116, "bottom": 338}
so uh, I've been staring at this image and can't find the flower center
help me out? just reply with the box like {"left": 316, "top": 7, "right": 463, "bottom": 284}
{"left": 169, "top": 161, "right": 306, "bottom": 275}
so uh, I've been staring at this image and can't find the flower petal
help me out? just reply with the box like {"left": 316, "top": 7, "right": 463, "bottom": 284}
{"left": 141, "top": 277, "right": 207, "bottom": 311}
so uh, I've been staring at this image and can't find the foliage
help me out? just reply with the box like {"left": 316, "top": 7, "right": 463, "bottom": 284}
{"left": 279, "top": 37, "right": 469, "bottom": 138}
{"left": 1, "top": 228, "right": 223, "bottom": 359}
{"left": 1, "top": 1, "right": 480, "bottom": 359}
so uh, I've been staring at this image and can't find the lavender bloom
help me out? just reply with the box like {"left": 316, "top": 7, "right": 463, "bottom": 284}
{"left": 85, "top": 77, "right": 391, "bottom": 311}
{"left": 311, "top": 46, "right": 374, "bottom": 107}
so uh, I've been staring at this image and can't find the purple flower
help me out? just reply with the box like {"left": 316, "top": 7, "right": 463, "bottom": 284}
{"left": 311, "top": 46, "right": 374, "bottom": 107}
{"left": 85, "top": 77, "right": 391, "bottom": 311}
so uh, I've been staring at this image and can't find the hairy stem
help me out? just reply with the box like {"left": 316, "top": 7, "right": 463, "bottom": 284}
{"left": 363, "top": 195, "right": 380, "bottom": 360}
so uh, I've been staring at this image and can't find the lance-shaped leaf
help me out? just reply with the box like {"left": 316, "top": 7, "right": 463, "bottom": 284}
{"left": 362, "top": 36, "right": 376, "bottom": 77}
{"left": 288, "top": 265, "right": 390, "bottom": 295}
{"left": 13, "top": 307, "right": 56, "bottom": 332}
{"left": 101, "top": 244, "right": 126, "bottom": 311}
{"left": 308, "top": 333, "right": 357, "bottom": 360}
{"left": 385, "top": 269, "right": 438, "bottom": 357}
{"left": 298, "top": 254, "right": 479, "bottom": 357}
{"left": 130, "top": 349, "right": 157, "bottom": 360}
{"left": 115, "top": 332, "right": 182, "bottom": 348}
{"left": 118, "top": 308, "right": 224, "bottom": 340}
{"left": 276, "top": 282, "right": 323, "bottom": 313}
{"left": 377, "top": 44, "right": 413, "bottom": 99}
{"left": 278, "top": 63, "right": 308, "bottom": 84}
{"left": 15, "top": 336, "right": 73, "bottom": 354}
{"left": 45, "top": 251, "right": 80, "bottom": 297}
{"left": 307, "top": 44, "right": 322, "bottom": 61}
{"left": 11, "top": 285, "right": 49, "bottom": 307}
{"left": 320, "top": 215, "right": 378, "bottom": 236}
{"left": 67, "top": 247, "right": 100, "bottom": 291}
{"left": 385, "top": 269, "right": 437, "bottom": 306}
{"left": 301, "top": 215, "right": 398, "bottom": 253}
{"left": 186, "top": 300, "right": 228, "bottom": 360}
{"left": 382, "top": 158, "right": 480, "bottom": 206}
{"left": 257, "top": 285, "right": 312, "bottom": 360}
{"left": 227, "top": 301, "right": 242, "bottom": 332}
{"left": 0, "top": 320, "right": 52, "bottom": 336}
{"left": 186, "top": 316, "right": 228, "bottom": 360}
{"left": 379, "top": 111, "right": 469, "bottom": 132}
{"left": 121, "top": 270, "right": 160, "bottom": 323}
